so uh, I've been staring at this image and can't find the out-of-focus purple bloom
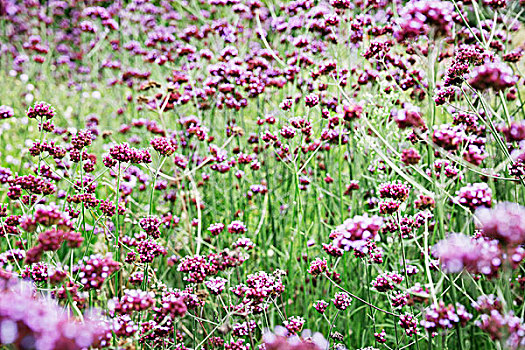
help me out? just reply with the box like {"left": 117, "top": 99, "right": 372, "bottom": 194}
{"left": 262, "top": 326, "right": 328, "bottom": 350}
{"left": 0, "top": 276, "right": 110, "bottom": 349}
{"left": 395, "top": 1, "right": 456, "bottom": 42}
{"left": 433, "top": 233, "right": 525, "bottom": 278}
{"left": 0, "top": 106, "right": 14, "bottom": 119}
{"left": 476, "top": 202, "right": 525, "bottom": 246}
{"left": 469, "top": 62, "right": 517, "bottom": 92}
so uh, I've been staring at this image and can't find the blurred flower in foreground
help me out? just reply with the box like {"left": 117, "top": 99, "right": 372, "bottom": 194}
{"left": 262, "top": 326, "right": 328, "bottom": 350}
{"left": 433, "top": 233, "right": 525, "bottom": 278}
{"left": 476, "top": 202, "right": 525, "bottom": 246}
{"left": 469, "top": 62, "right": 517, "bottom": 92}
{"left": 0, "top": 272, "right": 110, "bottom": 349}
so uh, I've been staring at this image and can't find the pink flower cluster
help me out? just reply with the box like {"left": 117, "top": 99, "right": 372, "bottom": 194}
{"left": 332, "top": 292, "right": 352, "bottom": 310}
{"left": 231, "top": 271, "right": 285, "bottom": 314}
{"left": 109, "top": 289, "right": 155, "bottom": 315}
{"left": 74, "top": 254, "right": 120, "bottom": 290}
{"left": 331, "top": 214, "right": 383, "bottom": 253}
{"left": 378, "top": 181, "right": 410, "bottom": 202}
{"left": 307, "top": 257, "right": 328, "bottom": 276}
{"left": 107, "top": 143, "right": 152, "bottom": 165}
{"left": 421, "top": 301, "right": 472, "bottom": 336}
{"left": 454, "top": 183, "right": 492, "bottom": 211}
{"left": 26, "top": 101, "right": 55, "bottom": 120}
{"left": 372, "top": 272, "right": 403, "bottom": 292}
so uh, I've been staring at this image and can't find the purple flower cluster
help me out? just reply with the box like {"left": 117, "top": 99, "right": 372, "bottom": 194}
{"left": 232, "top": 320, "right": 257, "bottom": 337}
{"left": 0, "top": 277, "right": 110, "bottom": 349}
{"left": 476, "top": 310, "right": 525, "bottom": 348}
{"left": 107, "top": 143, "right": 152, "bottom": 165}
{"left": 395, "top": 1, "right": 456, "bottom": 42}
{"left": 208, "top": 222, "right": 225, "bottom": 236}
{"left": 393, "top": 104, "right": 426, "bottom": 130}
{"left": 109, "top": 289, "right": 155, "bottom": 315}
{"left": 137, "top": 239, "right": 167, "bottom": 263}
{"left": 331, "top": 214, "right": 383, "bottom": 253}
{"left": 399, "top": 313, "right": 418, "bottom": 337}
{"left": 151, "top": 137, "right": 177, "bottom": 156}
{"left": 391, "top": 292, "right": 409, "bottom": 309}
{"left": 284, "top": 316, "right": 305, "bottom": 334}
{"left": 0, "top": 105, "right": 14, "bottom": 119}
{"left": 231, "top": 271, "right": 285, "bottom": 314}
{"left": 140, "top": 216, "right": 162, "bottom": 238}
{"left": 472, "top": 294, "right": 503, "bottom": 314}
{"left": 159, "top": 292, "right": 188, "bottom": 318}
{"left": 177, "top": 249, "right": 247, "bottom": 284}
{"left": 224, "top": 339, "right": 250, "bottom": 350}
{"left": 372, "top": 272, "right": 403, "bottom": 292}
{"left": 233, "top": 237, "right": 256, "bottom": 250}
{"left": 313, "top": 300, "right": 329, "bottom": 314}
{"left": 378, "top": 181, "right": 410, "bottom": 202}
{"left": 454, "top": 183, "right": 492, "bottom": 211}
{"left": 262, "top": 327, "right": 328, "bottom": 350}
{"left": 469, "top": 62, "right": 517, "bottom": 92}
{"left": 476, "top": 202, "right": 525, "bottom": 246}
{"left": 401, "top": 148, "right": 421, "bottom": 165}
{"left": 332, "top": 292, "right": 352, "bottom": 310}
{"left": 228, "top": 220, "right": 248, "bottom": 234}
{"left": 307, "top": 257, "right": 328, "bottom": 276}
{"left": 500, "top": 121, "right": 525, "bottom": 143}
{"left": 375, "top": 329, "right": 387, "bottom": 344}
{"left": 420, "top": 301, "right": 472, "bottom": 336}
{"left": 205, "top": 277, "right": 228, "bottom": 295}
{"left": 432, "top": 124, "right": 465, "bottom": 151}
{"left": 26, "top": 101, "right": 55, "bottom": 120}
{"left": 433, "top": 233, "right": 525, "bottom": 278}
{"left": 74, "top": 254, "right": 120, "bottom": 290}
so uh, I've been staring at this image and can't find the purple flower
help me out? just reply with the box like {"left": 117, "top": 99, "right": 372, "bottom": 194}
{"left": 307, "top": 258, "right": 328, "bottom": 276}
{"left": 313, "top": 300, "right": 329, "bottom": 314}
{"left": 227, "top": 220, "right": 247, "bottom": 234}
{"left": 454, "top": 183, "right": 492, "bottom": 211}
{"left": 395, "top": 1, "right": 456, "bottom": 42}
{"left": 75, "top": 253, "right": 120, "bottom": 290}
{"left": 0, "top": 277, "right": 111, "bottom": 349}
{"left": 421, "top": 301, "right": 472, "bottom": 336}
{"left": 332, "top": 291, "right": 352, "bottom": 310}
{"left": 207, "top": 223, "right": 225, "bottom": 236}
{"left": 284, "top": 316, "right": 305, "bottom": 334}
{"left": 332, "top": 214, "right": 383, "bottom": 253}
{"left": 399, "top": 313, "right": 418, "bottom": 337}
{"left": 205, "top": 277, "right": 227, "bottom": 295}
{"left": 27, "top": 101, "right": 55, "bottom": 120}
{"left": 476, "top": 202, "right": 525, "bottom": 246}
{"left": 432, "top": 233, "right": 525, "bottom": 278}
{"left": 232, "top": 320, "right": 256, "bottom": 336}
{"left": 0, "top": 105, "right": 14, "bottom": 119}
{"left": 262, "top": 326, "right": 328, "bottom": 350}
{"left": 469, "top": 62, "right": 517, "bottom": 91}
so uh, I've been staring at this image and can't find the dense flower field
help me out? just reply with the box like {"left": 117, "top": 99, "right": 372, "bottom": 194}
{"left": 1, "top": 0, "right": 525, "bottom": 349}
